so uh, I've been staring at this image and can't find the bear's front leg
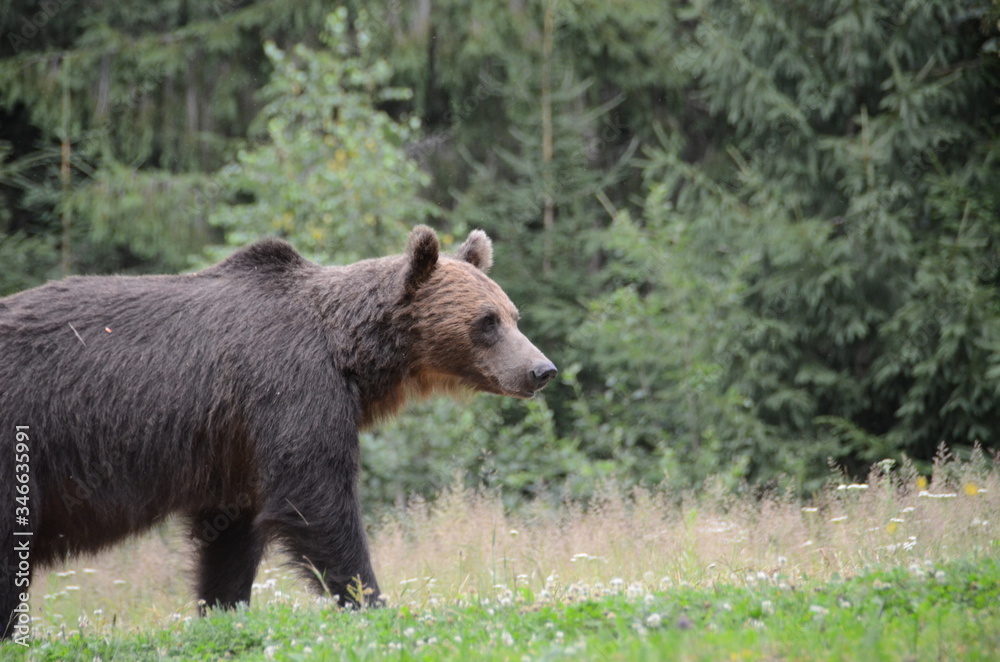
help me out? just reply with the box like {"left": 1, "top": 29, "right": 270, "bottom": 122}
{"left": 255, "top": 416, "right": 381, "bottom": 608}
{"left": 244, "top": 370, "right": 382, "bottom": 607}
{"left": 265, "top": 479, "right": 380, "bottom": 607}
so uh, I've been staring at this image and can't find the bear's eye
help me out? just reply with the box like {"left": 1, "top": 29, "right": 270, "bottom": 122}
{"left": 481, "top": 313, "right": 500, "bottom": 331}
{"left": 474, "top": 311, "right": 502, "bottom": 345}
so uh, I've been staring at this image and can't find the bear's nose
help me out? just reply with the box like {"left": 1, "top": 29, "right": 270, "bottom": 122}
{"left": 530, "top": 361, "right": 558, "bottom": 389}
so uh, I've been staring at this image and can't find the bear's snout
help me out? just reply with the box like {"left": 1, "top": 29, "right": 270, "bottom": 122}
{"left": 530, "top": 361, "right": 558, "bottom": 390}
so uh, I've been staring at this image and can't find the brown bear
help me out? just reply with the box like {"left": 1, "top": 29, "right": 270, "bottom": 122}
{"left": 0, "top": 226, "right": 555, "bottom": 640}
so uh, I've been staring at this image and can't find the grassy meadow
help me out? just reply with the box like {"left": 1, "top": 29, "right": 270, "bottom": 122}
{"left": 6, "top": 448, "right": 1000, "bottom": 660}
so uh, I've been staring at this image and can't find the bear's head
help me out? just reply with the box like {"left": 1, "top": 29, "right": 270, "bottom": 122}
{"left": 402, "top": 225, "right": 557, "bottom": 400}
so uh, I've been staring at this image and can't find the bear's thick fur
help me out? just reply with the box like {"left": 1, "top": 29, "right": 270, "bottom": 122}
{"left": 0, "top": 226, "right": 555, "bottom": 638}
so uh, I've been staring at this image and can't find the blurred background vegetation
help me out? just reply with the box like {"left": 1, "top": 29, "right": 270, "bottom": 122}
{"left": 2, "top": 0, "right": 999, "bottom": 511}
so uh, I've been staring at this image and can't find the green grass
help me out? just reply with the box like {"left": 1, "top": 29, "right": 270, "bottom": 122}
{"left": 8, "top": 556, "right": 1000, "bottom": 661}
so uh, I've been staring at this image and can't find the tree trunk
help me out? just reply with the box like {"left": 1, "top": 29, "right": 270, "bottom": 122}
{"left": 540, "top": 0, "right": 554, "bottom": 274}
{"left": 60, "top": 56, "right": 73, "bottom": 278}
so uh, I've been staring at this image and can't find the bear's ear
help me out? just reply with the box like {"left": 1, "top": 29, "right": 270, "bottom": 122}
{"left": 456, "top": 229, "right": 493, "bottom": 273}
{"left": 404, "top": 225, "right": 440, "bottom": 293}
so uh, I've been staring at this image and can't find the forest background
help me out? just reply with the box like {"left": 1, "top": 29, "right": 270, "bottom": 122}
{"left": 2, "top": 0, "right": 999, "bottom": 513}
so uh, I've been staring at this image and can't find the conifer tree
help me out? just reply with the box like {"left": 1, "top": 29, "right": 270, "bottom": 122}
{"left": 580, "top": 0, "right": 1000, "bottom": 486}
{"left": 0, "top": 0, "right": 330, "bottom": 285}
{"left": 208, "top": 8, "right": 436, "bottom": 264}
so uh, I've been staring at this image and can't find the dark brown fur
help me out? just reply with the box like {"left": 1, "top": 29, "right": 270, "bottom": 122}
{"left": 0, "top": 226, "right": 555, "bottom": 639}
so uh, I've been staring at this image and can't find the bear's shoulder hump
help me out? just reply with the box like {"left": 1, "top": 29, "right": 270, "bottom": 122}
{"left": 202, "top": 238, "right": 312, "bottom": 276}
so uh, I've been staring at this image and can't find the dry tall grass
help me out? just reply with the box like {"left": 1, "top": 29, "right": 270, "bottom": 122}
{"left": 27, "top": 447, "right": 1000, "bottom": 636}
{"left": 374, "top": 448, "right": 999, "bottom": 606}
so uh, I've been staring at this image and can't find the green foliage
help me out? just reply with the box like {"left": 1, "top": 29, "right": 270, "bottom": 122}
{"left": 575, "top": 0, "right": 1000, "bottom": 489}
{"left": 569, "top": 212, "right": 769, "bottom": 490}
{"left": 445, "top": 8, "right": 634, "bottom": 344}
{"left": 0, "top": 141, "right": 58, "bottom": 293}
{"left": 209, "top": 8, "right": 437, "bottom": 264}
{"left": 0, "top": 231, "right": 57, "bottom": 295}
{"left": 0, "top": 0, "right": 334, "bottom": 275}
{"left": 362, "top": 394, "right": 590, "bottom": 514}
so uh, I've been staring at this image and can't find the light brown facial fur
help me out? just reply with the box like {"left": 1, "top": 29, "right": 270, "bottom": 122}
{"left": 351, "top": 226, "right": 557, "bottom": 427}
{"left": 403, "top": 228, "right": 556, "bottom": 401}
